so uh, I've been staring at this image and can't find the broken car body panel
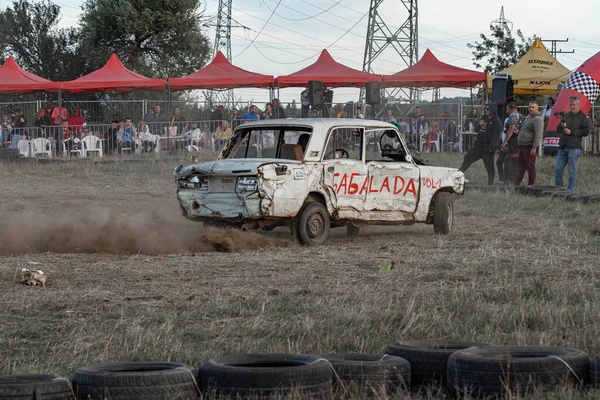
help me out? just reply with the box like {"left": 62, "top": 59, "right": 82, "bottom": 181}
{"left": 175, "top": 119, "right": 464, "bottom": 228}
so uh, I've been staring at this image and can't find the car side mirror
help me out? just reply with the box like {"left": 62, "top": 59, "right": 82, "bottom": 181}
{"left": 405, "top": 155, "right": 412, "bottom": 163}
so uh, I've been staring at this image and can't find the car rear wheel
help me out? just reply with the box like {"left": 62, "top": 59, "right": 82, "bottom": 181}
{"left": 296, "top": 202, "right": 330, "bottom": 246}
{"left": 433, "top": 192, "right": 453, "bottom": 234}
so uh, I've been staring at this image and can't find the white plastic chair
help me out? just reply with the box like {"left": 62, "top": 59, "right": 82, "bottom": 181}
{"left": 17, "top": 139, "right": 32, "bottom": 157}
{"left": 420, "top": 134, "right": 440, "bottom": 152}
{"left": 32, "top": 137, "right": 52, "bottom": 157}
{"left": 62, "top": 140, "right": 84, "bottom": 157}
{"left": 82, "top": 135, "right": 103, "bottom": 157}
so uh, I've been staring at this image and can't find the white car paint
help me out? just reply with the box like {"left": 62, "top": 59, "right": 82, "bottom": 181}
{"left": 174, "top": 119, "right": 464, "bottom": 234}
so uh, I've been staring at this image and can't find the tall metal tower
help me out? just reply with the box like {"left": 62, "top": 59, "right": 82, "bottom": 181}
{"left": 210, "top": 0, "right": 234, "bottom": 108}
{"left": 491, "top": 6, "right": 512, "bottom": 33}
{"left": 362, "top": 0, "right": 419, "bottom": 103}
{"left": 214, "top": 0, "right": 232, "bottom": 60}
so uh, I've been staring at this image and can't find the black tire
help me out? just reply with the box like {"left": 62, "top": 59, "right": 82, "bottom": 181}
{"left": 590, "top": 357, "right": 600, "bottom": 386}
{"left": 518, "top": 185, "right": 559, "bottom": 197}
{"left": 72, "top": 362, "right": 199, "bottom": 400}
{"left": 296, "top": 202, "right": 330, "bottom": 246}
{"left": 0, "top": 375, "right": 73, "bottom": 400}
{"left": 447, "top": 346, "right": 590, "bottom": 397}
{"left": 433, "top": 192, "right": 453, "bottom": 235}
{"left": 321, "top": 353, "right": 410, "bottom": 395}
{"left": 540, "top": 190, "right": 569, "bottom": 200}
{"left": 346, "top": 224, "right": 360, "bottom": 238}
{"left": 385, "top": 340, "right": 483, "bottom": 386}
{"left": 198, "top": 353, "right": 332, "bottom": 399}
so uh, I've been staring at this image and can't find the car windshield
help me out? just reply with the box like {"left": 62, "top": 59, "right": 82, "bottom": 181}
{"left": 220, "top": 127, "right": 312, "bottom": 161}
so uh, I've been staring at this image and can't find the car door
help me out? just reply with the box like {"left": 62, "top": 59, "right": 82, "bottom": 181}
{"left": 363, "top": 128, "right": 420, "bottom": 213}
{"left": 321, "top": 126, "right": 368, "bottom": 216}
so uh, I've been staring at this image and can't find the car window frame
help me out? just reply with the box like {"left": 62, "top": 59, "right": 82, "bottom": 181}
{"left": 321, "top": 126, "right": 365, "bottom": 163}
{"left": 364, "top": 127, "right": 412, "bottom": 163}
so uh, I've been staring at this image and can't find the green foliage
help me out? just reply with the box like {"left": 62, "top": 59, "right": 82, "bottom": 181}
{"left": 0, "top": 0, "right": 84, "bottom": 81}
{"left": 78, "top": 0, "right": 211, "bottom": 79}
{"left": 468, "top": 25, "right": 535, "bottom": 75}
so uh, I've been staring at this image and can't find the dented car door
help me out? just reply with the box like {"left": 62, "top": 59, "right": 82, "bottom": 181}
{"left": 363, "top": 129, "right": 420, "bottom": 213}
{"left": 321, "top": 126, "right": 367, "bottom": 215}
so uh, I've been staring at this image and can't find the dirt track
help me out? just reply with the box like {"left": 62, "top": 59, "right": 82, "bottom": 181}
{"left": 2, "top": 156, "right": 600, "bottom": 399}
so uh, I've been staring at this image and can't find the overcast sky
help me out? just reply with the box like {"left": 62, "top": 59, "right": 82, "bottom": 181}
{"left": 41, "top": 0, "right": 600, "bottom": 105}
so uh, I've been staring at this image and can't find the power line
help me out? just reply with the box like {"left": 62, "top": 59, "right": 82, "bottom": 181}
{"left": 233, "top": 0, "right": 282, "bottom": 58}
{"left": 262, "top": 0, "right": 343, "bottom": 22}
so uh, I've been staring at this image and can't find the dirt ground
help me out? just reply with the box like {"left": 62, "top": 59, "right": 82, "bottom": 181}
{"left": 2, "top": 153, "right": 600, "bottom": 399}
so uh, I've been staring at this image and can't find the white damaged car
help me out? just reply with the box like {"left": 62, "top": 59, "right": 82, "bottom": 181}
{"left": 174, "top": 119, "right": 464, "bottom": 245}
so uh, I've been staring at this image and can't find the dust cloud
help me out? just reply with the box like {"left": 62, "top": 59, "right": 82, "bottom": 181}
{"left": 0, "top": 209, "right": 290, "bottom": 254}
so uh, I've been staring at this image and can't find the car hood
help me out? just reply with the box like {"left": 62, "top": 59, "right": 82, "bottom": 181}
{"left": 174, "top": 158, "right": 301, "bottom": 179}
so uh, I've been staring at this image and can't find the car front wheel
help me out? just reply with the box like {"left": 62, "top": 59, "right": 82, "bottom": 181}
{"left": 433, "top": 192, "right": 453, "bottom": 234}
{"left": 296, "top": 202, "right": 330, "bottom": 246}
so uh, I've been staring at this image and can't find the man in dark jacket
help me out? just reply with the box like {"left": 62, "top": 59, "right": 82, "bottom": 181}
{"left": 459, "top": 102, "right": 502, "bottom": 185}
{"left": 554, "top": 97, "right": 590, "bottom": 192}
{"left": 271, "top": 98, "right": 286, "bottom": 119}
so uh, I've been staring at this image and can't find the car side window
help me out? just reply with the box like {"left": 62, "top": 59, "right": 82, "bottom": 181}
{"left": 365, "top": 129, "right": 407, "bottom": 162}
{"left": 323, "top": 127, "right": 363, "bottom": 161}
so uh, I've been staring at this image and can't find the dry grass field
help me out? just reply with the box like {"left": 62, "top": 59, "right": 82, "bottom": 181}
{"left": 1, "top": 151, "right": 600, "bottom": 399}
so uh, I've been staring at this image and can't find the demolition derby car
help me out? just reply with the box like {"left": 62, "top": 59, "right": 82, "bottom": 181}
{"left": 174, "top": 119, "right": 464, "bottom": 245}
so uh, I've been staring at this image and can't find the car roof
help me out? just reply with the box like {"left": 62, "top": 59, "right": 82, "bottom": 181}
{"left": 234, "top": 118, "right": 397, "bottom": 132}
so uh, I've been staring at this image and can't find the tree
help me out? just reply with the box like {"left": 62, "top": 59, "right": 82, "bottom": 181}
{"left": 78, "top": 0, "right": 211, "bottom": 79}
{"left": 0, "top": 0, "right": 85, "bottom": 81}
{"left": 468, "top": 25, "right": 534, "bottom": 75}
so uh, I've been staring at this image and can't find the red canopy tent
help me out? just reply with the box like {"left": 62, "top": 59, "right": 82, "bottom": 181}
{"left": 0, "top": 56, "right": 60, "bottom": 93}
{"left": 168, "top": 51, "right": 274, "bottom": 90}
{"left": 275, "top": 50, "right": 382, "bottom": 88}
{"left": 61, "top": 54, "right": 166, "bottom": 93}
{"left": 383, "top": 49, "right": 486, "bottom": 88}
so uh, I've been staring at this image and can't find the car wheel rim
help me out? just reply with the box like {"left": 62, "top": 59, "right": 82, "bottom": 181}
{"left": 307, "top": 212, "right": 325, "bottom": 239}
{"left": 447, "top": 203, "right": 453, "bottom": 228}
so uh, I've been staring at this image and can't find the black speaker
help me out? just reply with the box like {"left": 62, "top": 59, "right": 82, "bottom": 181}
{"left": 492, "top": 73, "right": 514, "bottom": 122}
{"left": 308, "top": 80, "right": 323, "bottom": 107}
{"left": 365, "top": 81, "right": 381, "bottom": 105}
{"left": 492, "top": 73, "right": 514, "bottom": 103}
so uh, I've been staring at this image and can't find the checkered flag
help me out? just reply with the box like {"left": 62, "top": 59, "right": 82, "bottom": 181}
{"left": 565, "top": 71, "right": 600, "bottom": 103}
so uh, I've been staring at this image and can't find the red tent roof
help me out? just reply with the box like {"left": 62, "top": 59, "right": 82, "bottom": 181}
{"left": 383, "top": 49, "right": 487, "bottom": 88}
{"left": 275, "top": 50, "right": 382, "bottom": 88}
{"left": 61, "top": 54, "right": 166, "bottom": 92}
{"left": 0, "top": 56, "right": 60, "bottom": 93}
{"left": 168, "top": 51, "right": 274, "bottom": 90}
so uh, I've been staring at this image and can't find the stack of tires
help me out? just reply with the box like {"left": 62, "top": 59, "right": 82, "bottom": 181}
{"left": 0, "top": 342, "right": 597, "bottom": 399}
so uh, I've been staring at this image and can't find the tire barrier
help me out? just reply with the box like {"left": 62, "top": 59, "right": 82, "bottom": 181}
{"left": 448, "top": 346, "right": 590, "bottom": 398}
{"left": 198, "top": 353, "right": 332, "bottom": 399}
{"left": 72, "top": 362, "right": 199, "bottom": 400}
{"left": 1, "top": 344, "right": 597, "bottom": 399}
{"left": 0, "top": 375, "right": 74, "bottom": 400}
{"left": 319, "top": 353, "right": 410, "bottom": 396}
{"left": 384, "top": 340, "right": 484, "bottom": 386}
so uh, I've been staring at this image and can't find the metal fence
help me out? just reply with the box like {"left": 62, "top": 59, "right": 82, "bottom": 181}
{"left": 2, "top": 99, "right": 598, "bottom": 156}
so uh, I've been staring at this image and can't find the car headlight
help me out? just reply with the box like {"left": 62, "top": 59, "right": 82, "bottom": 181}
{"left": 236, "top": 177, "right": 258, "bottom": 193}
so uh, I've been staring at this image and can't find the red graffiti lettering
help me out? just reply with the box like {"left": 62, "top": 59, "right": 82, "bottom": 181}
{"left": 404, "top": 179, "right": 417, "bottom": 197}
{"left": 332, "top": 172, "right": 339, "bottom": 192}
{"left": 394, "top": 176, "right": 405, "bottom": 195}
{"left": 338, "top": 174, "right": 348, "bottom": 195}
{"left": 348, "top": 173, "right": 360, "bottom": 195}
{"left": 368, "top": 176, "right": 379, "bottom": 193}
{"left": 359, "top": 176, "right": 369, "bottom": 195}
{"left": 380, "top": 176, "right": 390, "bottom": 193}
